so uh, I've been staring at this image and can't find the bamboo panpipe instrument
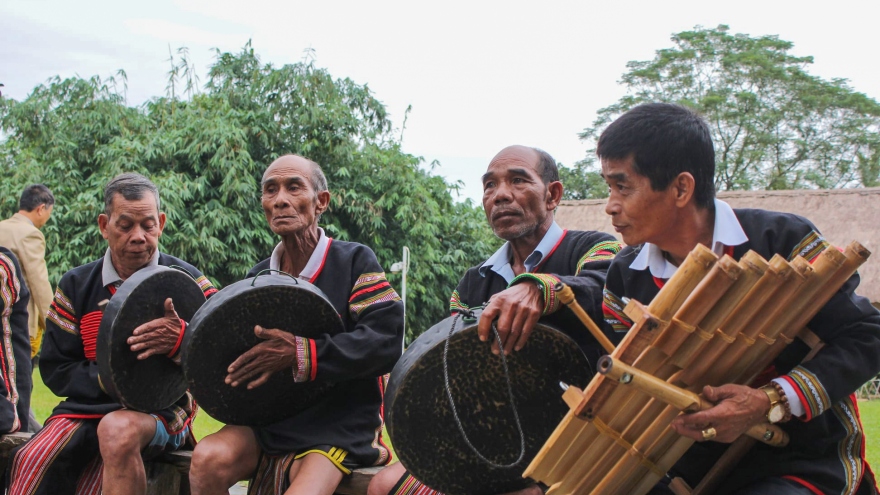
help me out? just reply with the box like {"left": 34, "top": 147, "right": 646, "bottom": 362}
{"left": 597, "top": 356, "right": 788, "bottom": 447}
{"left": 524, "top": 241, "right": 870, "bottom": 495}
{"left": 556, "top": 283, "right": 616, "bottom": 354}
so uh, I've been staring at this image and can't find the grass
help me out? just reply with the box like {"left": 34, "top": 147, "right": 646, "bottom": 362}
{"left": 30, "top": 369, "right": 875, "bottom": 470}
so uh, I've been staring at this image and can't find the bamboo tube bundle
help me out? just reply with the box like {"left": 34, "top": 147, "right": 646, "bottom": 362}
{"left": 523, "top": 241, "right": 871, "bottom": 495}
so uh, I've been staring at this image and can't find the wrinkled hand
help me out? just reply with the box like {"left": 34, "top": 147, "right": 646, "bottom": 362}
{"left": 477, "top": 282, "right": 543, "bottom": 355}
{"left": 671, "top": 384, "right": 771, "bottom": 443}
{"left": 225, "top": 326, "right": 297, "bottom": 390}
{"left": 128, "top": 298, "right": 182, "bottom": 360}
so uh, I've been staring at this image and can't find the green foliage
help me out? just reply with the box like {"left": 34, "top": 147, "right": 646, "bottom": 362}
{"left": 570, "top": 25, "right": 880, "bottom": 195}
{"left": 558, "top": 158, "right": 609, "bottom": 200}
{"left": 0, "top": 44, "right": 497, "bottom": 340}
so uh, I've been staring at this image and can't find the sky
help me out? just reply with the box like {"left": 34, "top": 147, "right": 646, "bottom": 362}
{"left": 3, "top": 0, "right": 879, "bottom": 202}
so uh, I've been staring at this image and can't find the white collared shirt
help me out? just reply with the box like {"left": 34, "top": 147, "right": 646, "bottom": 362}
{"left": 102, "top": 248, "right": 160, "bottom": 288}
{"left": 269, "top": 227, "right": 330, "bottom": 282}
{"left": 478, "top": 222, "right": 565, "bottom": 283}
{"left": 629, "top": 199, "right": 748, "bottom": 279}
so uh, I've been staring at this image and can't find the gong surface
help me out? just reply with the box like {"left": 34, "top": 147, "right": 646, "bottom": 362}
{"left": 385, "top": 309, "right": 592, "bottom": 495}
{"left": 97, "top": 265, "right": 207, "bottom": 412}
{"left": 182, "top": 273, "right": 344, "bottom": 426}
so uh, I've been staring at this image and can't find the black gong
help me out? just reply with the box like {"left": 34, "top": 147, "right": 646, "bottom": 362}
{"left": 385, "top": 309, "right": 592, "bottom": 495}
{"left": 97, "top": 265, "right": 207, "bottom": 412}
{"left": 181, "top": 272, "right": 344, "bottom": 426}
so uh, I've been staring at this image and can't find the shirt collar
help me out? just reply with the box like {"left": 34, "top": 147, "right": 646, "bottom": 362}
{"left": 102, "top": 248, "right": 161, "bottom": 288}
{"left": 478, "top": 221, "right": 565, "bottom": 283}
{"left": 269, "top": 227, "right": 330, "bottom": 282}
{"left": 629, "top": 199, "right": 748, "bottom": 279}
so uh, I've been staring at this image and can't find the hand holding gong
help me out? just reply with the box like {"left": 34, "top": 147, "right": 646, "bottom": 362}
{"left": 225, "top": 325, "right": 298, "bottom": 389}
{"left": 128, "top": 298, "right": 183, "bottom": 359}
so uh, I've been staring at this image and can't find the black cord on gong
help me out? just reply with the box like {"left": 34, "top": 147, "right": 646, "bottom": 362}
{"left": 442, "top": 312, "right": 526, "bottom": 468}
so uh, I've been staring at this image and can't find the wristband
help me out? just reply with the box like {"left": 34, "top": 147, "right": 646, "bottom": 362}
{"left": 167, "top": 319, "right": 186, "bottom": 358}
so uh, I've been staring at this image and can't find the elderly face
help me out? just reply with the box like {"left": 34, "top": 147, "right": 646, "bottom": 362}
{"left": 482, "top": 146, "right": 558, "bottom": 241}
{"left": 261, "top": 156, "right": 329, "bottom": 237}
{"left": 98, "top": 193, "right": 165, "bottom": 278}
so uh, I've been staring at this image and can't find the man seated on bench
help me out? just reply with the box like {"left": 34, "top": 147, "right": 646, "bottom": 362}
{"left": 597, "top": 103, "right": 880, "bottom": 494}
{"left": 188, "top": 155, "right": 404, "bottom": 495}
{"left": 0, "top": 248, "right": 33, "bottom": 436}
{"left": 7, "top": 173, "right": 217, "bottom": 495}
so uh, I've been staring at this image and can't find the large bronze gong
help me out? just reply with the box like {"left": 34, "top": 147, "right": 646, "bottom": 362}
{"left": 385, "top": 309, "right": 592, "bottom": 495}
{"left": 97, "top": 265, "right": 207, "bottom": 412}
{"left": 182, "top": 272, "right": 344, "bottom": 426}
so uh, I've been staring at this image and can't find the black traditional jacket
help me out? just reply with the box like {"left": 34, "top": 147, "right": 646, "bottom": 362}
{"left": 0, "top": 247, "right": 33, "bottom": 433}
{"left": 250, "top": 238, "right": 404, "bottom": 468}
{"left": 451, "top": 229, "right": 622, "bottom": 370}
{"left": 603, "top": 208, "right": 880, "bottom": 495}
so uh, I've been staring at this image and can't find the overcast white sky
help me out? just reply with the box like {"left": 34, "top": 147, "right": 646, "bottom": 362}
{"left": 3, "top": 0, "right": 879, "bottom": 202}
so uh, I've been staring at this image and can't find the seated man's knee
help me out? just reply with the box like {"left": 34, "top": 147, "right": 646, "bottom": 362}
{"left": 190, "top": 429, "right": 254, "bottom": 487}
{"left": 367, "top": 463, "right": 407, "bottom": 495}
{"left": 97, "top": 411, "right": 154, "bottom": 458}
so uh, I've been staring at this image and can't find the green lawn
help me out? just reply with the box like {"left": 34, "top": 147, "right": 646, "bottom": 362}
{"left": 29, "top": 369, "right": 877, "bottom": 470}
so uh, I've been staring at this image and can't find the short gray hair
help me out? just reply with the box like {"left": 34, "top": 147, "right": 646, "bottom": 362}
{"left": 104, "top": 173, "right": 160, "bottom": 216}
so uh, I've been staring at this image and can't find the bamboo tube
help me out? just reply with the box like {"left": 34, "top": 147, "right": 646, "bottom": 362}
{"left": 723, "top": 248, "right": 845, "bottom": 383}
{"left": 523, "top": 410, "right": 595, "bottom": 481}
{"left": 736, "top": 241, "right": 869, "bottom": 385}
{"left": 645, "top": 243, "right": 718, "bottom": 321}
{"left": 678, "top": 254, "right": 793, "bottom": 386}
{"left": 598, "top": 357, "right": 788, "bottom": 446}
{"left": 668, "top": 252, "right": 768, "bottom": 370}
{"left": 556, "top": 283, "right": 616, "bottom": 353}
{"left": 652, "top": 255, "right": 742, "bottom": 357}
{"left": 629, "top": 434, "right": 695, "bottom": 495}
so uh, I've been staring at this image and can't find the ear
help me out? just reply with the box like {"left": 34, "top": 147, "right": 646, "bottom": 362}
{"left": 98, "top": 214, "right": 110, "bottom": 240}
{"left": 546, "top": 181, "right": 563, "bottom": 210}
{"left": 671, "top": 172, "right": 696, "bottom": 208}
{"left": 157, "top": 212, "right": 167, "bottom": 236}
{"left": 315, "top": 190, "right": 331, "bottom": 216}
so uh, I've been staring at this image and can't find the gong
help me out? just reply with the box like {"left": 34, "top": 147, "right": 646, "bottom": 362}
{"left": 97, "top": 265, "right": 207, "bottom": 412}
{"left": 385, "top": 309, "right": 592, "bottom": 495}
{"left": 181, "top": 272, "right": 344, "bottom": 426}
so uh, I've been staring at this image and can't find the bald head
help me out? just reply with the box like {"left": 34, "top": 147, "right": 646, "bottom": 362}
{"left": 489, "top": 146, "right": 559, "bottom": 185}
{"left": 263, "top": 154, "right": 328, "bottom": 194}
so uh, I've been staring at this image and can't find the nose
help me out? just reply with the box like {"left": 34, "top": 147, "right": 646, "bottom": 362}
{"left": 605, "top": 194, "right": 620, "bottom": 217}
{"left": 130, "top": 226, "right": 147, "bottom": 243}
{"left": 492, "top": 181, "right": 513, "bottom": 204}
{"left": 273, "top": 190, "right": 291, "bottom": 208}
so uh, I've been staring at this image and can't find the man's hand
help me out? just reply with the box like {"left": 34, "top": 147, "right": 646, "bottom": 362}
{"left": 671, "top": 384, "right": 771, "bottom": 443}
{"left": 477, "top": 282, "right": 543, "bottom": 355}
{"left": 128, "top": 298, "right": 182, "bottom": 360}
{"left": 225, "top": 325, "right": 298, "bottom": 390}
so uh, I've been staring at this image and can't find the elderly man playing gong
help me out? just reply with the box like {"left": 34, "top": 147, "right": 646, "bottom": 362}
{"left": 7, "top": 173, "right": 217, "bottom": 495}
{"left": 188, "top": 155, "right": 405, "bottom": 495}
{"left": 368, "top": 145, "right": 622, "bottom": 495}
{"left": 598, "top": 103, "right": 879, "bottom": 494}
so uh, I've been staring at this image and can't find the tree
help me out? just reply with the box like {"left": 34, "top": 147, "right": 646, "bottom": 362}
{"left": 0, "top": 44, "right": 498, "bottom": 341}
{"left": 561, "top": 25, "right": 880, "bottom": 199}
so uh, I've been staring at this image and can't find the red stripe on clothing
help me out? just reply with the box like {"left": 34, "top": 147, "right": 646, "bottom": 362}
{"left": 51, "top": 303, "right": 76, "bottom": 322}
{"left": 75, "top": 456, "right": 103, "bottom": 495}
{"left": 309, "top": 238, "right": 333, "bottom": 284}
{"left": 781, "top": 476, "right": 824, "bottom": 495}
{"left": 0, "top": 258, "right": 18, "bottom": 303}
{"left": 10, "top": 417, "right": 83, "bottom": 494}
{"left": 107, "top": 285, "right": 117, "bottom": 295}
{"left": 80, "top": 311, "right": 103, "bottom": 362}
{"left": 601, "top": 302, "right": 632, "bottom": 328}
{"left": 724, "top": 245, "right": 735, "bottom": 257}
{"left": 203, "top": 288, "right": 218, "bottom": 297}
{"left": 532, "top": 230, "right": 567, "bottom": 273}
{"left": 349, "top": 281, "right": 391, "bottom": 302}
{"left": 780, "top": 375, "right": 813, "bottom": 421}
{"left": 309, "top": 339, "right": 318, "bottom": 381}
{"left": 652, "top": 276, "right": 665, "bottom": 289}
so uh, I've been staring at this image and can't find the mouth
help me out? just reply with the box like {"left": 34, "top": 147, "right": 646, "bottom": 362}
{"left": 492, "top": 210, "right": 521, "bottom": 221}
{"left": 612, "top": 224, "right": 627, "bottom": 233}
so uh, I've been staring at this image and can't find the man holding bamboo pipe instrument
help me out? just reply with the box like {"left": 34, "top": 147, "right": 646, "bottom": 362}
{"left": 599, "top": 103, "right": 880, "bottom": 494}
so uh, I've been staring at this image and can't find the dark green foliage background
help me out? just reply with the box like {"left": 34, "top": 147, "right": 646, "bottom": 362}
{"left": 0, "top": 45, "right": 498, "bottom": 341}
{"left": 560, "top": 25, "right": 880, "bottom": 200}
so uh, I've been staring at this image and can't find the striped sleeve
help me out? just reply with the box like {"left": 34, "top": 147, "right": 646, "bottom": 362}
{"left": 449, "top": 289, "right": 470, "bottom": 315}
{"left": 194, "top": 275, "right": 218, "bottom": 298}
{"left": 577, "top": 240, "right": 623, "bottom": 271}
{"left": 788, "top": 230, "right": 829, "bottom": 263}
{"left": 0, "top": 253, "right": 21, "bottom": 309}
{"left": 602, "top": 288, "right": 632, "bottom": 334}
{"left": 47, "top": 287, "right": 78, "bottom": 335}
{"left": 348, "top": 272, "right": 401, "bottom": 321}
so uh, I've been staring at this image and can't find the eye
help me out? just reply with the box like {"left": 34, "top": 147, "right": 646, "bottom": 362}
{"left": 483, "top": 181, "right": 495, "bottom": 191}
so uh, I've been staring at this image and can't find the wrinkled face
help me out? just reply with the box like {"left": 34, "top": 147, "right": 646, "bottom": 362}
{"left": 261, "top": 157, "right": 328, "bottom": 236}
{"left": 482, "top": 147, "right": 554, "bottom": 241}
{"left": 98, "top": 194, "right": 165, "bottom": 276}
{"left": 601, "top": 156, "right": 677, "bottom": 246}
{"left": 35, "top": 204, "right": 53, "bottom": 229}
